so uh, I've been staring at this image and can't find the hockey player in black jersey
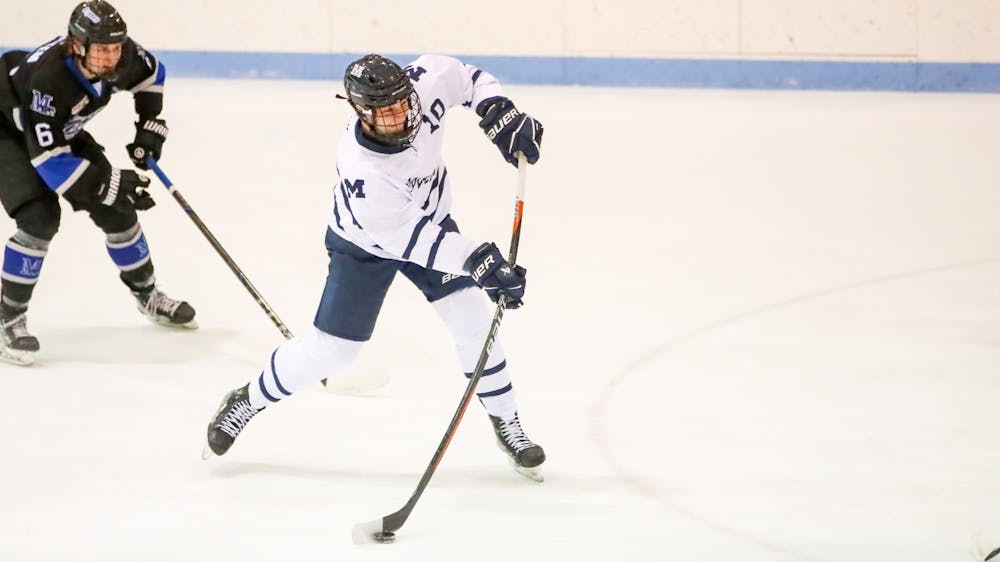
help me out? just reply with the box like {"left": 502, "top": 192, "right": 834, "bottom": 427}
{"left": 0, "top": 1, "right": 196, "bottom": 365}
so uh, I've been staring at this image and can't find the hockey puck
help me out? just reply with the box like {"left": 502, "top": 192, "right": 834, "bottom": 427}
{"left": 373, "top": 531, "right": 396, "bottom": 544}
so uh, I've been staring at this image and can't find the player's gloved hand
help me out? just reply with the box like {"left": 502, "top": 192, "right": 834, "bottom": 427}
{"left": 97, "top": 168, "right": 156, "bottom": 212}
{"left": 476, "top": 97, "right": 543, "bottom": 167}
{"left": 126, "top": 118, "right": 168, "bottom": 170}
{"left": 464, "top": 242, "right": 527, "bottom": 309}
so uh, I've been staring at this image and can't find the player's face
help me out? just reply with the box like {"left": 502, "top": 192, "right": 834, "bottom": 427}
{"left": 372, "top": 99, "right": 410, "bottom": 136}
{"left": 84, "top": 42, "right": 123, "bottom": 77}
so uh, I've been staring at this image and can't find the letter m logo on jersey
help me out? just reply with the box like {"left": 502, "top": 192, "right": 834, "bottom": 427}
{"left": 343, "top": 179, "right": 366, "bottom": 199}
{"left": 30, "top": 90, "right": 56, "bottom": 117}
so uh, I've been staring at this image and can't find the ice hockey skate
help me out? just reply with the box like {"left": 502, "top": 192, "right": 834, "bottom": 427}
{"left": 132, "top": 286, "right": 197, "bottom": 329}
{"left": 490, "top": 413, "right": 546, "bottom": 482}
{"left": 203, "top": 384, "right": 263, "bottom": 459}
{"left": 0, "top": 307, "right": 39, "bottom": 366}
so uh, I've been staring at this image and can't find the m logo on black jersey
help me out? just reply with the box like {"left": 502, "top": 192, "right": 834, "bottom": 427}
{"left": 343, "top": 178, "right": 366, "bottom": 198}
{"left": 30, "top": 90, "right": 55, "bottom": 117}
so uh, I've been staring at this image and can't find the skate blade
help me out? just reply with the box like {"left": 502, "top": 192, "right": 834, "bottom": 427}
{"left": 508, "top": 457, "right": 544, "bottom": 482}
{"left": 147, "top": 316, "right": 199, "bottom": 330}
{"left": 495, "top": 440, "right": 544, "bottom": 482}
{"left": 201, "top": 442, "right": 216, "bottom": 461}
{"left": 0, "top": 347, "right": 35, "bottom": 366}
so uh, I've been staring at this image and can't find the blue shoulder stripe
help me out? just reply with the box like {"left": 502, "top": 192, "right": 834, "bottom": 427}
{"left": 154, "top": 60, "right": 166, "bottom": 85}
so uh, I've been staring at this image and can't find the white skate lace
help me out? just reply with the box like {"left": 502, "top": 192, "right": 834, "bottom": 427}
{"left": 218, "top": 400, "right": 259, "bottom": 439}
{"left": 497, "top": 416, "right": 536, "bottom": 453}
{"left": 142, "top": 288, "right": 182, "bottom": 318}
{"left": 1, "top": 312, "right": 32, "bottom": 342}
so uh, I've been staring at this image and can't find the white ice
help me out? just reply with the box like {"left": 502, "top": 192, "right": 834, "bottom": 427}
{"left": 1, "top": 79, "right": 999, "bottom": 562}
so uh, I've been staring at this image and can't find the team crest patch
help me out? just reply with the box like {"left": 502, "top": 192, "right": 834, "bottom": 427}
{"left": 30, "top": 90, "right": 56, "bottom": 117}
{"left": 19, "top": 256, "right": 42, "bottom": 277}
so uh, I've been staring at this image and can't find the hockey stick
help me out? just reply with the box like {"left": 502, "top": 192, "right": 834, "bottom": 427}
{"left": 352, "top": 153, "right": 529, "bottom": 544}
{"left": 145, "top": 158, "right": 293, "bottom": 339}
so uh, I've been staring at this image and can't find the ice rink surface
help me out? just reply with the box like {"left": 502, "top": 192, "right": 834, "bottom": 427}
{"left": 1, "top": 78, "right": 998, "bottom": 562}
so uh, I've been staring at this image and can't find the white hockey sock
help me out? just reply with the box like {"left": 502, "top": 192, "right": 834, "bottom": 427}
{"left": 433, "top": 287, "right": 518, "bottom": 420}
{"left": 248, "top": 326, "right": 363, "bottom": 410}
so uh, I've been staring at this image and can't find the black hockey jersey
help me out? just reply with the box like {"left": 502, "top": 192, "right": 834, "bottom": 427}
{"left": 0, "top": 36, "right": 164, "bottom": 200}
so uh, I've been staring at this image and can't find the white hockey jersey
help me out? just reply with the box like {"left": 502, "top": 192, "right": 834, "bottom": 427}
{"left": 327, "top": 54, "right": 505, "bottom": 276}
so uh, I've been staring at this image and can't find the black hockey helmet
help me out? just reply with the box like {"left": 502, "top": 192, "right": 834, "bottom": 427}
{"left": 68, "top": 1, "right": 127, "bottom": 46}
{"left": 343, "top": 54, "right": 422, "bottom": 146}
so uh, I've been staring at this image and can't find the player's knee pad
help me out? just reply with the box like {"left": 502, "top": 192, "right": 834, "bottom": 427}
{"left": 432, "top": 286, "right": 506, "bottom": 367}
{"left": 432, "top": 286, "right": 494, "bottom": 343}
{"left": 299, "top": 326, "right": 364, "bottom": 366}
{"left": 88, "top": 204, "right": 138, "bottom": 234}
{"left": 12, "top": 196, "right": 61, "bottom": 241}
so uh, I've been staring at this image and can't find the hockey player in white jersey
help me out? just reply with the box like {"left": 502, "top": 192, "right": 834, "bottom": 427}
{"left": 204, "top": 54, "right": 546, "bottom": 478}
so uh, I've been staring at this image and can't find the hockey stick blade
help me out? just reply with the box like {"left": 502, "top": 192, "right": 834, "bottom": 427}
{"left": 352, "top": 518, "right": 395, "bottom": 545}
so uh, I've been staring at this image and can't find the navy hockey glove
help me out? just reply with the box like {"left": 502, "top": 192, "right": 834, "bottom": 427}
{"left": 477, "top": 97, "right": 543, "bottom": 167}
{"left": 96, "top": 168, "right": 156, "bottom": 212}
{"left": 464, "top": 242, "right": 527, "bottom": 309}
{"left": 126, "top": 118, "right": 168, "bottom": 170}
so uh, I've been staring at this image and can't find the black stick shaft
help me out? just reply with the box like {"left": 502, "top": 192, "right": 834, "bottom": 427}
{"left": 378, "top": 153, "right": 529, "bottom": 536}
{"left": 147, "top": 160, "right": 294, "bottom": 340}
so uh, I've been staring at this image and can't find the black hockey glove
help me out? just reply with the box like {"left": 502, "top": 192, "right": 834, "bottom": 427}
{"left": 96, "top": 168, "right": 156, "bottom": 212}
{"left": 464, "top": 242, "right": 526, "bottom": 309}
{"left": 126, "top": 118, "right": 168, "bottom": 170}
{"left": 477, "top": 97, "right": 543, "bottom": 167}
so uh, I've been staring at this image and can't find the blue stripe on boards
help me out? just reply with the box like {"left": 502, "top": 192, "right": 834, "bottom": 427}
{"left": 5, "top": 47, "right": 998, "bottom": 91}
{"left": 86, "top": 50, "right": 1000, "bottom": 93}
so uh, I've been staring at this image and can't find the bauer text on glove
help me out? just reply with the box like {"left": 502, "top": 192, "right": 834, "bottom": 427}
{"left": 464, "top": 242, "right": 527, "bottom": 309}
{"left": 477, "top": 97, "right": 543, "bottom": 167}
